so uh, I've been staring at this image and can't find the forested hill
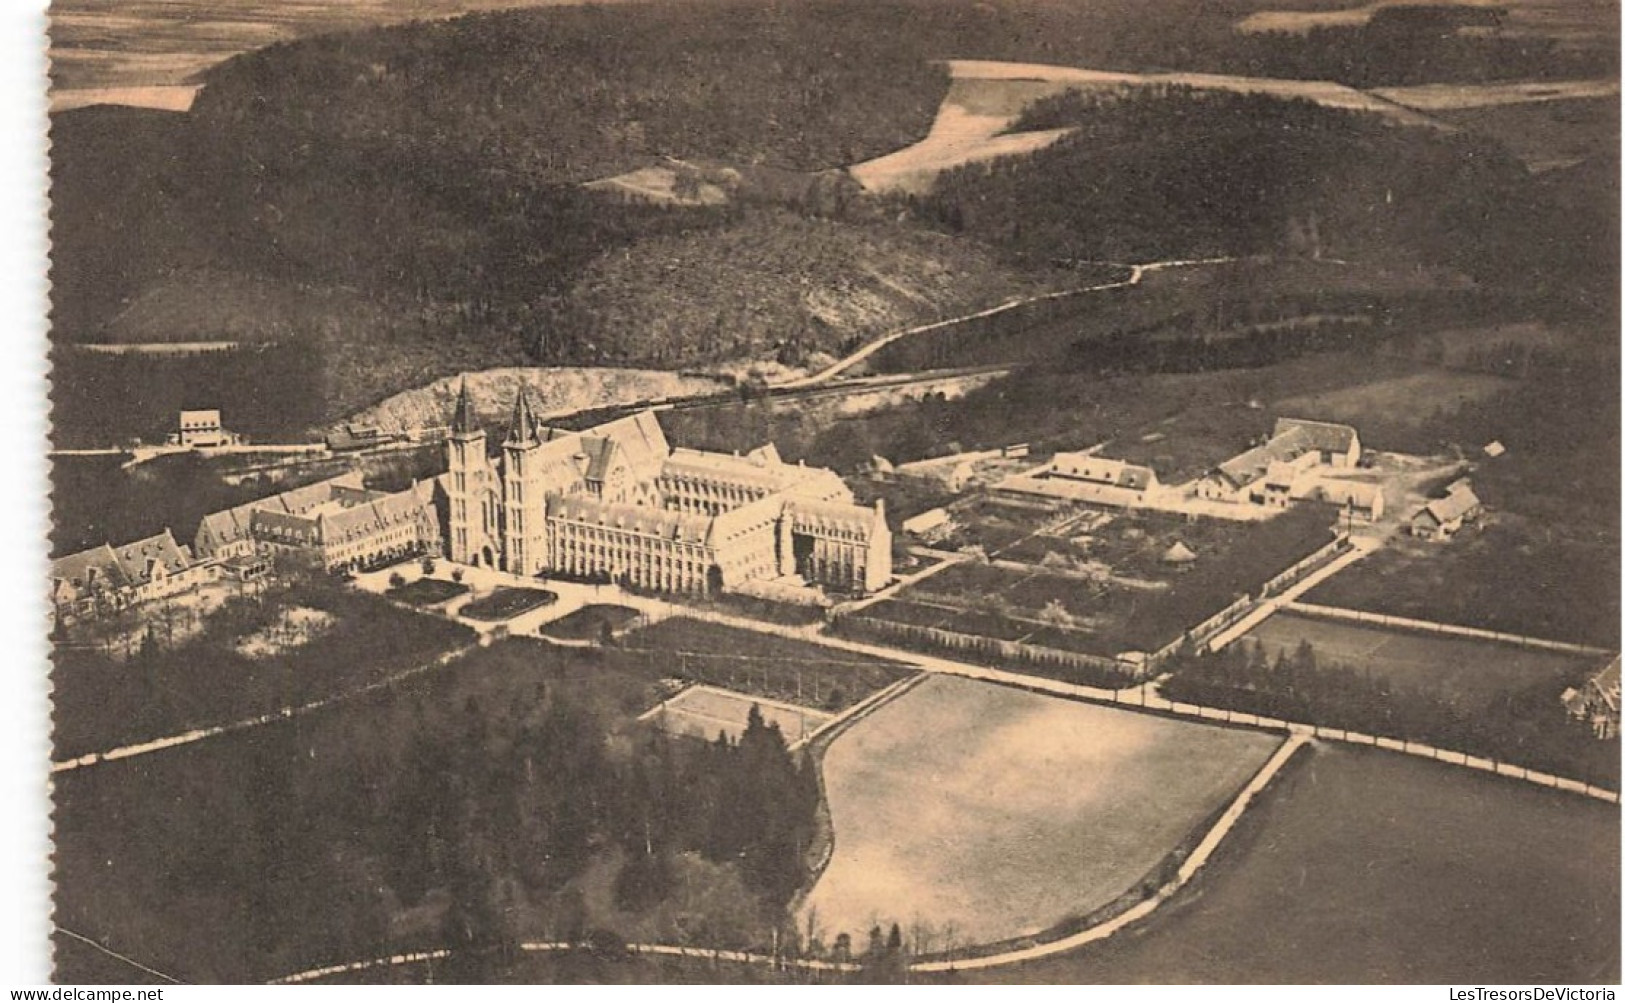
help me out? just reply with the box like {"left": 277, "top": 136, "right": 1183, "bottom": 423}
{"left": 190, "top": 2, "right": 952, "bottom": 184}
{"left": 916, "top": 88, "right": 1586, "bottom": 292}
{"left": 47, "top": 0, "right": 1617, "bottom": 443}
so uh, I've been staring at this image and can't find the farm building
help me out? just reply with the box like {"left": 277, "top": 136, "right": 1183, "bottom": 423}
{"left": 1410, "top": 480, "right": 1482, "bottom": 540}
{"left": 1562, "top": 657, "right": 1620, "bottom": 739}
{"left": 1297, "top": 479, "right": 1385, "bottom": 521}
{"left": 1196, "top": 417, "right": 1362, "bottom": 504}
{"left": 1027, "top": 452, "right": 1159, "bottom": 508}
{"left": 50, "top": 529, "right": 218, "bottom": 625}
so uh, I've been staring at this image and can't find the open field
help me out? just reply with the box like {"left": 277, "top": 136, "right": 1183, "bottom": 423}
{"left": 460, "top": 587, "right": 559, "bottom": 622}
{"left": 1244, "top": 611, "right": 1593, "bottom": 713}
{"left": 1306, "top": 523, "right": 1620, "bottom": 650}
{"left": 801, "top": 675, "right": 1281, "bottom": 948}
{"left": 621, "top": 617, "right": 912, "bottom": 712}
{"left": 1374, "top": 79, "right": 1619, "bottom": 112}
{"left": 1274, "top": 370, "right": 1513, "bottom": 448}
{"left": 644, "top": 685, "right": 834, "bottom": 746}
{"left": 963, "top": 744, "right": 1620, "bottom": 983}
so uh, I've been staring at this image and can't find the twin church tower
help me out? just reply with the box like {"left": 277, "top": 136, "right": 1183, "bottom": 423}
{"left": 440, "top": 381, "right": 891, "bottom": 596}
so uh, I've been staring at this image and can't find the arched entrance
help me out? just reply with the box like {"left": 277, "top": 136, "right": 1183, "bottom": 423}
{"left": 480, "top": 545, "right": 496, "bottom": 569}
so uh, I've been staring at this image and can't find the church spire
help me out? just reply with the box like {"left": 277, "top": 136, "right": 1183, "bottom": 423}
{"left": 506, "top": 386, "right": 539, "bottom": 447}
{"left": 451, "top": 377, "right": 479, "bottom": 437}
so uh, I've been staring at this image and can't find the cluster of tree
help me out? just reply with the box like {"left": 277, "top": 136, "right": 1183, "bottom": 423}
{"left": 1231, "top": 7, "right": 1618, "bottom": 88}
{"left": 194, "top": 3, "right": 949, "bottom": 185}
{"left": 917, "top": 88, "right": 1539, "bottom": 283}
{"left": 50, "top": 342, "right": 326, "bottom": 449}
{"left": 58, "top": 635, "right": 835, "bottom": 981}
{"left": 375, "top": 690, "right": 821, "bottom": 968}
{"left": 50, "top": 580, "right": 474, "bottom": 760}
{"left": 1161, "top": 639, "right": 1620, "bottom": 790}
{"left": 610, "top": 706, "right": 823, "bottom": 913}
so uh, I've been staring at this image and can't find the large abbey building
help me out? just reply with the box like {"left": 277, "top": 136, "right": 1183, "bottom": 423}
{"left": 439, "top": 384, "right": 892, "bottom": 595}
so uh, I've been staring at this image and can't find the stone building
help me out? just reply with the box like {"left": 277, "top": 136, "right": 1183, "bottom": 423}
{"left": 50, "top": 529, "right": 218, "bottom": 625}
{"left": 194, "top": 471, "right": 441, "bottom": 573}
{"left": 440, "top": 383, "right": 891, "bottom": 595}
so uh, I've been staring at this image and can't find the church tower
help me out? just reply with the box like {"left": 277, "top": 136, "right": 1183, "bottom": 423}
{"left": 500, "top": 388, "right": 550, "bottom": 576}
{"left": 445, "top": 378, "right": 496, "bottom": 566}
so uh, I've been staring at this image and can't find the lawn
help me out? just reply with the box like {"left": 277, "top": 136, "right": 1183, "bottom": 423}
{"left": 800, "top": 675, "right": 1281, "bottom": 950}
{"left": 961, "top": 744, "right": 1620, "bottom": 983}
{"left": 50, "top": 583, "right": 475, "bottom": 761}
{"left": 619, "top": 617, "right": 913, "bottom": 712}
{"left": 1243, "top": 612, "right": 1594, "bottom": 714}
{"left": 537, "top": 604, "right": 644, "bottom": 641}
{"left": 460, "top": 587, "right": 559, "bottom": 622}
{"left": 385, "top": 578, "right": 470, "bottom": 607}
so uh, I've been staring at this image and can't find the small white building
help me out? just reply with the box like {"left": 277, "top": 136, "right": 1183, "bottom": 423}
{"left": 1296, "top": 479, "right": 1385, "bottom": 521}
{"left": 169, "top": 409, "right": 240, "bottom": 448}
{"left": 901, "top": 508, "right": 951, "bottom": 538}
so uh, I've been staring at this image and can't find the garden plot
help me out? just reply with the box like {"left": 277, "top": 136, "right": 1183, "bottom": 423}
{"left": 866, "top": 505, "right": 1339, "bottom": 658}
{"left": 801, "top": 674, "right": 1280, "bottom": 949}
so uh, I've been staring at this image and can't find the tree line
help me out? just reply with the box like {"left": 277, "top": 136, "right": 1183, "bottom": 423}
{"left": 1161, "top": 639, "right": 1620, "bottom": 790}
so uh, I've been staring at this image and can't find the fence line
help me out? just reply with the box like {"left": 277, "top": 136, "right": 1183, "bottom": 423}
{"left": 1143, "top": 535, "right": 1354, "bottom": 669}
{"left": 1283, "top": 601, "right": 1613, "bottom": 657}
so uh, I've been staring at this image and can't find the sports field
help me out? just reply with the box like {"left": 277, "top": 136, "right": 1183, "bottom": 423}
{"left": 642, "top": 685, "right": 834, "bottom": 746}
{"left": 1245, "top": 611, "right": 1590, "bottom": 712}
{"left": 967, "top": 744, "right": 1620, "bottom": 983}
{"left": 801, "top": 675, "right": 1280, "bottom": 948}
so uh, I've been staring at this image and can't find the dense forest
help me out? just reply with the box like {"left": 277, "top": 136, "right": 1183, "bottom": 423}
{"left": 918, "top": 88, "right": 1545, "bottom": 281}
{"left": 54, "top": 637, "right": 824, "bottom": 981}
{"left": 1230, "top": 6, "right": 1618, "bottom": 87}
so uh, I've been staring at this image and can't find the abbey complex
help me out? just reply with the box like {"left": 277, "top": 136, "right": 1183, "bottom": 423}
{"left": 441, "top": 383, "right": 891, "bottom": 595}
{"left": 51, "top": 383, "right": 891, "bottom": 624}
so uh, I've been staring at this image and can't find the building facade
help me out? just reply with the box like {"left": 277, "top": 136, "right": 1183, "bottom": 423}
{"left": 1197, "top": 417, "right": 1363, "bottom": 504}
{"left": 168, "top": 409, "right": 240, "bottom": 448}
{"left": 440, "top": 383, "right": 891, "bottom": 595}
{"left": 50, "top": 530, "right": 218, "bottom": 625}
{"left": 194, "top": 472, "right": 441, "bottom": 572}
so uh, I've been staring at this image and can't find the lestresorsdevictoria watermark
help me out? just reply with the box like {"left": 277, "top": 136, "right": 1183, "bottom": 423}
{"left": 1450, "top": 990, "right": 1617, "bottom": 1001}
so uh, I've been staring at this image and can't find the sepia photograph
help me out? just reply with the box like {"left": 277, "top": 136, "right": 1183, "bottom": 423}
{"left": 33, "top": 0, "right": 1622, "bottom": 985}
